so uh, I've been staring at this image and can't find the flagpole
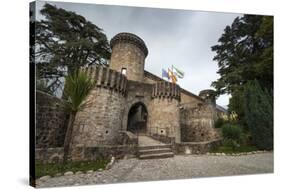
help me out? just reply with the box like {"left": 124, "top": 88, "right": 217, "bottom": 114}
{"left": 171, "top": 66, "right": 174, "bottom": 83}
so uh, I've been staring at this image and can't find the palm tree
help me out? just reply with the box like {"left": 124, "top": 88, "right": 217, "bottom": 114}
{"left": 63, "top": 69, "right": 94, "bottom": 162}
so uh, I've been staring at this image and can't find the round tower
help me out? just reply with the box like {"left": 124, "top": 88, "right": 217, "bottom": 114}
{"left": 109, "top": 32, "right": 148, "bottom": 82}
{"left": 199, "top": 89, "right": 216, "bottom": 105}
{"left": 70, "top": 65, "right": 127, "bottom": 160}
{"left": 149, "top": 81, "right": 181, "bottom": 143}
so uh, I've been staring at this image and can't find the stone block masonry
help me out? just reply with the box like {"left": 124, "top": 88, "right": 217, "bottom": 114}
{"left": 180, "top": 103, "right": 221, "bottom": 142}
{"left": 70, "top": 66, "right": 127, "bottom": 160}
{"left": 36, "top": 91, "right": 69, "bottom": 148}
{"left": 34, "top": 32, "right": 227, "bottom": 162}
{"left": 148, "top": 81, "right": 181, "bottom": 143}
{"left": 110, "top": 32, "right": 148, "bottom": 82}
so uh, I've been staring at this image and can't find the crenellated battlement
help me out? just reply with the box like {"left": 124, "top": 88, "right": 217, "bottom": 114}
{"left": 110, "top": 32, "right": 148, "bottom": 57}
{"left": 152, "top": 81, "right": 181, "bottom": 101}
{"left": 82, "top": 65, "right": 127, "bottom": 95}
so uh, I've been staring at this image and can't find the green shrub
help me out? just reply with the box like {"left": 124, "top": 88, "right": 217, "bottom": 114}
{"left": 222, "top": 124, "right": 243, "bottom": 150}
{"left": 214, "top": 118, "right": 225, "bottom": 128}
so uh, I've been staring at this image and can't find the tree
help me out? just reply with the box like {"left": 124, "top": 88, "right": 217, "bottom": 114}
{"left": 212, "top": 15, "right": 273, "bottom": 139}
{"left": 211, "top": 15, "right": 273, "bottom": 95}
{"left": 244, "top": 80, "right": 273, "bottom": 150}
{"left": 35, "top": 3, "right": 111, "bottom": 94}
{"left": 63, "top": 69, "right": 94, "bottom": 161}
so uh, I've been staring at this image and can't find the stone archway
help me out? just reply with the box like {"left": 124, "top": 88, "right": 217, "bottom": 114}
{"left": 127, "top": 102, "right": 148, "bottom": 134}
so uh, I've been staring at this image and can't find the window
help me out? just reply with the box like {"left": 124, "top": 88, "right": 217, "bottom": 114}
{"left": 121, "top": 68, "right": 127, "bottom": 76}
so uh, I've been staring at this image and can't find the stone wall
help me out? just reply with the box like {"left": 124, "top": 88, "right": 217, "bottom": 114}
{"left": 35, "top": 147, "right": 64, "bottom": 163}
{"left": 175, "top": 139, "right": 222, "bottom": 154}
{"left": 36, "top": 91, "right": 69, "bottom": 148}
{"left": 70, "top": 66, "right": 127, "bottom": 160}
{"left": 71, "top": 144, "right": 137, "bottom": 161}
{"left": 109, "top": 33, "right": 148, "bottom": 82}
{"left": 180, "top": 103, "right": 221, "bottom": 142}
{"left": 181, "top": 90, "right": 204, "bottom": 106}
{"left": 143, "top": 71, "right": 162, "bottom": 84}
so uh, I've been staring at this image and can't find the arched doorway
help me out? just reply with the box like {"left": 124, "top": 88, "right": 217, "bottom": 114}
{"left": 127, "top": 102, "right": 148, "bottom": 134}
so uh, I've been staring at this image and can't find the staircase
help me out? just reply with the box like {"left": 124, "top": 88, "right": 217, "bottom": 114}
{"left": 137, "top": 135, "right": 174, "bottom": 159}
{"left": 138, "top": 144, "right": 174, "bottom": 159}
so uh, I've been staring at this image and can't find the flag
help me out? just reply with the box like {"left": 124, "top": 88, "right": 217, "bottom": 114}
{"left": 162, "top": 69, "right": 170, "bottom": 79}
{"left": 172, "top": 65, "right": 184, "bottom": 79}
{"left": 168, "top": 68, "right": 177, "bottom": 83}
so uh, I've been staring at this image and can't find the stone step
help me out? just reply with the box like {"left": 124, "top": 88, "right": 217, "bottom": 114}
{"left": 139, "top": 148, "right": 172, "bottom": 155}
{"left": 138, "top": 144, "right": 172, "bottom": 150}
{"left": 139, "top": 152, "right": 174, "bottom": 159}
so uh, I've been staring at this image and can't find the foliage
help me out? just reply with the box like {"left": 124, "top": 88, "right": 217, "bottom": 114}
{"left": 228, "top": 88, "right": 248, "bottom": 129}
{"left": 211, "top": 15, "right": 273, "bottom": 95}
{"left": 229, "top": 111, "right": 238, "bottom": 122}
{"left": 35, "top": 159, "right": 109, "bottom": 178}
{"left": 244, "top": 80, "right": 273, "bottom": 150}
{"left": 64, "top": 69, "right": 95, "bottom": 113}
{"left": 221, "top": 112, "right": 238, "bottom": 123}
{"left": 214, "top": 118, "right": 225, "bottom": 128}
{"left": 212, "top": 15, "right": 273, "bottom": 150}
{"left": 222, "top": 124, "right": 243, "bottom": 150}
{"left": 210, "top": 145, "right": 258, "bottom": 154}
{"left": 36, "top": 78, "right": 51, "bottom": 94}
{"left": 63, "top": 69, "right": 94, "bottom": 162}
{"left": 35, "top": 3, "right": 111, "bottom": 93}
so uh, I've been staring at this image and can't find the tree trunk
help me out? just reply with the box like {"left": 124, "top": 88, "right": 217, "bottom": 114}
{"left": 63, "top": 111, "right": 76, "bottom": 163}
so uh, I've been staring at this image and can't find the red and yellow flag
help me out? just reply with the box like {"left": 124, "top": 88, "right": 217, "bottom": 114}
{"left": 168, "top": 68, "right": 177, "bottom": 83}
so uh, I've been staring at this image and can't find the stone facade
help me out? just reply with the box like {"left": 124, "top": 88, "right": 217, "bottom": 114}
{"left": 36, "top": 32, "right": 227, "bottom": 161}
{"left": 36, "top": 91, "right": 69, "bottom": 148}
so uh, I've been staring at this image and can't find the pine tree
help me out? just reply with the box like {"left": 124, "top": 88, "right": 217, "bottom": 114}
{"left": 244, "top": 80, "right": 273, "bottom": 150}
{"left": 211, "top": 15, "right": 273, "bottom": 95}
{"left": 35, "top": 3, "right": 111, "bottom": 93}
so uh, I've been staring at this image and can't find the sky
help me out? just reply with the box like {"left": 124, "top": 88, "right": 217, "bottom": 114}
{"left": 35, "top": 0, "right": 243, "bottom": 107}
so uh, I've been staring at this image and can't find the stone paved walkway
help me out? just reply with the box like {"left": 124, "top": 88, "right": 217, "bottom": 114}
{"left": 138, "top": 135, "right": 166, "bottom": 146}
{"left": 36, "top": 152, "right": 273, "bottom": 188}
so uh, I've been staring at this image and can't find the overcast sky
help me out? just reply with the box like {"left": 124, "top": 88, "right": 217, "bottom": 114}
{"left": 36, "top": 0, "right": 243, "bottom": 107}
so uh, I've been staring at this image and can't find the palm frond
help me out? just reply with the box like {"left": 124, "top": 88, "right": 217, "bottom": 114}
{"left": 64, "top": 69, "right": 94, "bottom": 112}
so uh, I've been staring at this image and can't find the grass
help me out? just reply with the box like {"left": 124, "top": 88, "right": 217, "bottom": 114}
{"left": 35, "top": 159, "right": 109, "bottom": 179}
{"left": 210, "top": 145, "right": 258, "bottom": 154}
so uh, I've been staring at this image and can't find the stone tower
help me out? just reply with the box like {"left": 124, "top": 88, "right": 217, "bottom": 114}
{"left": 199, "top": 89, "right": 216, "bottom": 105}
{"left": 70, "top": 66, "right": 127, "bottom": 160}
{"left": 109, "top": 32, "right": 148, "bottom": 82}
{"left": 149, "top": 81, "right": 181, "bottom": 143}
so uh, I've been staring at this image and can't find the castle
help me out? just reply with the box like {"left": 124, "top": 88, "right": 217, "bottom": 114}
{"left": 36, "top": 32, "right": 226, "bottom": 161}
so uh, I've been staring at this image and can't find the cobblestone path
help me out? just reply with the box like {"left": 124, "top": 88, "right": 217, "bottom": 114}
{"left": 36, "top": 152, "right": 273, "bottom": 188}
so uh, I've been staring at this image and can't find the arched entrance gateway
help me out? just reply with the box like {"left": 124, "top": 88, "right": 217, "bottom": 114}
{"left": 127, "top": 102, "right": 148, "bottom": 134}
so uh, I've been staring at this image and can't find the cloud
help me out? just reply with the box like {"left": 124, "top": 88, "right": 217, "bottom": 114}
{"left": 36, "top": 1, "right": 241, "bottom": 106}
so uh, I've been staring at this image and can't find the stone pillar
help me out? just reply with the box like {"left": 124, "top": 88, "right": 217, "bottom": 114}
{"left": 109, "top": 32, "right": 148, "bottom": 82}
